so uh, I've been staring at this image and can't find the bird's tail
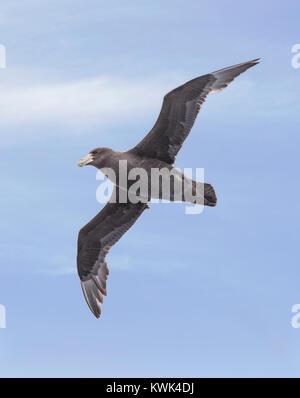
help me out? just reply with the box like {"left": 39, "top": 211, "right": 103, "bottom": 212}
{"left": 180, "top": 179, "right": 217, "bottom": 206}
{"left": 203, "top": 183, "right": 217, "bottom": 207}
{"left": 186, "top": 180, "right": 217, "bottom": 207}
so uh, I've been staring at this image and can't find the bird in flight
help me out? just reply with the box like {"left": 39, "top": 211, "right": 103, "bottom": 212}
{"left": 77, "top": 59, "right": 260, "bottom": 318}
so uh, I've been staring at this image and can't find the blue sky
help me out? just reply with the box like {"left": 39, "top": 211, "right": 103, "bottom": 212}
{"left": 0, "top": 0, "right": 300, "bottom": 377}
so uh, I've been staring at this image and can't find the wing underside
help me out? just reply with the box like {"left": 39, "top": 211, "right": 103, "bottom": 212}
{"left": 77, "top": 197, "right": 148, "bottom": 318}
{"left": 132, "top": 59, "right": 260, "bottom": 164}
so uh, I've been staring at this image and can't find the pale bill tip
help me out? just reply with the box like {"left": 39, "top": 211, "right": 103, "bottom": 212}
{"left": 77, "top": 153, "right": 94, "bottom": 167}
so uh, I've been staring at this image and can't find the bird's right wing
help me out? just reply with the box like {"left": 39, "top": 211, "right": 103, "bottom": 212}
{"left": 77, "top": 196, "right": 148, "bottom": 318}
{"left": 132, "top": 59, "right": 260, "bottom": 164}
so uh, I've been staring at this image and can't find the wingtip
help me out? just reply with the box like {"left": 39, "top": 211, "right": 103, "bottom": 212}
{"left": 239, "top": 58, "right": 261, "bottom": 67}
{"left": 90, "top": 302, "right": 101, "bottom": 319}
{"left": 246, "top": 58, "right": 261, "bottom": 66}
{"left": 80, "top": 279, "right": 103, "bottom": 319}
{"left": 89, "top": 302, "right": 102, "bottom": 319}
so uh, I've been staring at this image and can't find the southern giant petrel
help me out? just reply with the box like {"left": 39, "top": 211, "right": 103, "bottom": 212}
{"left": 77, "top": 59, "right": 260, "bottom": 318}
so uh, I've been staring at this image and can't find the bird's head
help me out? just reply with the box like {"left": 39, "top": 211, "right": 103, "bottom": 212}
{"left": 77, "top": 147, "right": 111, "bottom": 169}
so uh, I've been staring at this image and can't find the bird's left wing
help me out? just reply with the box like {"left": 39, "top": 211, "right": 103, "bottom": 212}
{"left": 77, "top": 196, "right": 148, "bottom": 318}
{"left": 132, "top": 59, "right": 260, "bottom": 164}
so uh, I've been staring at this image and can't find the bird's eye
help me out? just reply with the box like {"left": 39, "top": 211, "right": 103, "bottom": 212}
{"left": 91, "top": 150, "right": 98, "bottom": 155}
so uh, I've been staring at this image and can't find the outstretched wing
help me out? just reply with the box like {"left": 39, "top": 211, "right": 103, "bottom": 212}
{"left": 132, "top": 59, "right": 260, "bottom": 164}
{"left": 77, "top": 196, "right": 148, "bottom": 318}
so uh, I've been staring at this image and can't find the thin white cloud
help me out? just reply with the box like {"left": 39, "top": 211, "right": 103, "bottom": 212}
{"left": 0, "top": 71, "right": 176, "bottom": 129}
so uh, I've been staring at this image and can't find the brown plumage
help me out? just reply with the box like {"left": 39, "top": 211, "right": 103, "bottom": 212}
{"left": 77, "top": 59, "right": 260, "bottom": 318}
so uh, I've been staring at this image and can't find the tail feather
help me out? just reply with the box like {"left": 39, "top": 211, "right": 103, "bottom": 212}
{"left": 190, "top": 181, "right": 217, "bottom": 207}
{"left": 203, "top": 183, "right": 217, "bottom": 207}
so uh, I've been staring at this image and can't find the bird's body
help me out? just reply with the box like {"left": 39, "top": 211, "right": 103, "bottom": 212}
{"left": 85, "top": 148, "right": 214, "bottom": 204}
{"left": 77, "top": 58, "right": 260, "bottom": 318}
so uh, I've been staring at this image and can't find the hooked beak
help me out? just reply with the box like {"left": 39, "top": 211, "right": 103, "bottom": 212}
{"left": 77, "top": 153, "right": 94, "bottom": 167}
